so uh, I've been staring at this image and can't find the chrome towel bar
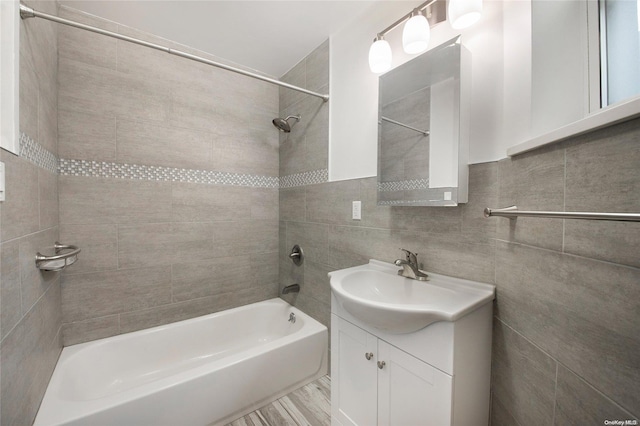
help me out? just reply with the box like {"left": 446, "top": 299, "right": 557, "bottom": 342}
{"left": 35, "top": 242, "right": 81, "bottom": 271}
{"left": 484, "top": 206, "right": 640, "bottom": 222}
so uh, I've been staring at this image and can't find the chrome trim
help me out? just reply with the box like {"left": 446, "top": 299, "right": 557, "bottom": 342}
{"left": 289, "top": 244, "right": 304, "bottom": 266}
{"left": 18, "top": 4, "right": 329, "bottom": 102}
{"left": 19, "top": 4, "right": 35, "bottom": 18}
{"left": 377, "top": 0, "right": 442, "bottom": 37}
{"left": 484, "top": 206, "right": 640, "bottom": 222}
{"left": 395, "top": 248, "right": 429, "bottom": 281}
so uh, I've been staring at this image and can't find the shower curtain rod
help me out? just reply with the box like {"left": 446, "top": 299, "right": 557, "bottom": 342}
{"left": 19, "top": 4, "right": 330, "bottom": 102}
{"left": 380, "top": 116, "right": 429, "bottom": 136}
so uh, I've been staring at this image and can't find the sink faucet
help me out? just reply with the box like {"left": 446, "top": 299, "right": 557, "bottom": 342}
{"left": 394, "top": 249, "right": 429, "bottom": 281}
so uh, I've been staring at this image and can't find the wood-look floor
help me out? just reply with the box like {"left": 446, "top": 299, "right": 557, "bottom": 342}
{"left": 225, "top": 376, "right": 331, "bottom": 426}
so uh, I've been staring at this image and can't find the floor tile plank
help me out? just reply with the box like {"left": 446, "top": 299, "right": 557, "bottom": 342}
{"left": 225, "top": 376, "right": 331, "bottom": 426}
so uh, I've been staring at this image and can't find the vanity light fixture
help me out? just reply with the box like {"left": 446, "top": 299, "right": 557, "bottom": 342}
{"left": 403, "top": 8, "right": 431, "bottom": 54}
{"left": 369, "top": 34, "right": 393, "bottom": 73}
{"left": 368, "top": 0, "right": 482, "bottom": 73}
{"left": 448, "top": 0, "right": 483, "bottom": 29}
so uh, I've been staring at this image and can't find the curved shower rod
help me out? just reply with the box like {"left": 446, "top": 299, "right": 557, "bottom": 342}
{"left": 19, "top": 4, "right": 330, "bottom": 102}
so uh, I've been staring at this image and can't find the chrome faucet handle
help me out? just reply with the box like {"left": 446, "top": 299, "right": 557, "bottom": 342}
{"left": 399, "top": 248, "right": 418, "bottom": 265}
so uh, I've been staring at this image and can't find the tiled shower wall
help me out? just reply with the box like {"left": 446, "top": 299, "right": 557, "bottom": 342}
{"left": 57, "top": 7, "right": 280, "bottom": 345}
{"left": 0, "top": 1, "right": 62, "bottom": 425}
{"left": 278, "top": 40, "right": 331, "bottom": 318}
{"left": 279, "top": 43, "right": 639, "bottom": 423}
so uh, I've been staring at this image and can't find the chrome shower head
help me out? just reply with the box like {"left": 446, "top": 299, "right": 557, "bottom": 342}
{"left": 272, "top": 115, "right": 301, "bottom": 133}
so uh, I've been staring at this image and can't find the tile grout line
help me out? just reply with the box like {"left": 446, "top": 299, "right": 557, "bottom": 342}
{"left": 562, "top": 148, "right": 567, "bottom": 253}
{"left": 494, "top": 314, "right": 637, "bottom": 419}
{"left": 551, "top": 361, "right": 559, "bottom": 425}
{"left": 114, "top": 116, "right": 118, "bottom": 162}
{"left": 494, "top": 237, "right": 640, "bottom": 271}
{"left": 1, "top": 274, "right": 59, "bottom": 347}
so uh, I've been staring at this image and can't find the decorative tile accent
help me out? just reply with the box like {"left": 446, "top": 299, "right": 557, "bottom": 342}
{"left": 377, "top": 178, "right": 430, "bottom": 192}
{"left": 19, "top": 132, "right": 58, "bottom": 174}
{"left": 59, "top": 159, "right": 280, "bottom": 188}
{"left": 279, "top": 169, "right": 328, "bottom": 188}
{"left": 19, "top": 131, "right": 326, "bottom": 190}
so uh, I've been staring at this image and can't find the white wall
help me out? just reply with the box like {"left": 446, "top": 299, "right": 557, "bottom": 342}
{"left": 329, "top": 0, "right": 517, "bottom": 181}
{"left": 502, "top": 0, "right": 532, "bottom": 151}
{"left": 531, "top": 0, "right": 588, "bottom": 137}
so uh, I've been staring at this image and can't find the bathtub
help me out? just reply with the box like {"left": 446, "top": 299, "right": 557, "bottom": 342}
{"left": 34, "top": 298, "right": 328, "bottom": 426}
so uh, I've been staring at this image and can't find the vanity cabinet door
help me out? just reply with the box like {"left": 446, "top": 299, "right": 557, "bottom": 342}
{"left": 333, "top": 317, "right": 378, "bottom": 426}
{"left": 377, "top": 340, "right": 453, "bottom": 426}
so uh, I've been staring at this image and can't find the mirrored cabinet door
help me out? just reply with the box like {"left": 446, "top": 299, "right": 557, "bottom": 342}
{"left": 377, "top": 36, "right": 469, "bottom": 206}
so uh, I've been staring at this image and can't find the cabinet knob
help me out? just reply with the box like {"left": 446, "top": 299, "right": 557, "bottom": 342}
{"left": 365, "top": 352, "right": 374, "bottom": 360}
{"left": 377, "top": 360, "right": 386, "bottom": 369}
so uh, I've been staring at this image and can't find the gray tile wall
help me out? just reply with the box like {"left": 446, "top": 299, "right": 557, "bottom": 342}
{"left": 279, "top": 40, "right": 329, "bottom": 180}
{"left": 278, "top": 40, "right": 331, "bottom": 323}
{"left": 0, "top": 1, "right": 62, "bottom": 425}
{"left": 279, "top": 40, "right": 639, "bottom": 423}
{"left": 57, "top": 6, "right": 280, "bottom": 346}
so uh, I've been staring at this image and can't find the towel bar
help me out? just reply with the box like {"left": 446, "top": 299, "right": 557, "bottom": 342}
{"left": 484, "top": 206, "right": 640, "bottom": 222}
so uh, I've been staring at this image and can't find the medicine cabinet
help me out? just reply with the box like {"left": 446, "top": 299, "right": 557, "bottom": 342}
{"left": 377, "top": 36, "right": 469, "bottom": 206}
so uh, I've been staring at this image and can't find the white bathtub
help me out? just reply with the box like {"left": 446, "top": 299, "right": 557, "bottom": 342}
{"left": 34, "top": 298, "right": 328, "bottom": 426}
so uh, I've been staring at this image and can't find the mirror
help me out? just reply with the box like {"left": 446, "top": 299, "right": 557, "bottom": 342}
{"left": 377, "top": 36, "right": 469, "bottom": 207}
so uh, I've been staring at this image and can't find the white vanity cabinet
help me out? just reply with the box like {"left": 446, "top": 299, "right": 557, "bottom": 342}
{"left": 332, "top": 316, "right": 453, "bottom": 426}
{"left": 329, "top": 260, "right": 495, "bottom": 426}
{"left": 330, "top": 295, "right": 493, "bottom": 426}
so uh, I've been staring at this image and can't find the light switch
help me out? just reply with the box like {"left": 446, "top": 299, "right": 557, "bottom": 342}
{"left": 352, "top": 201, "right": 361, "bottom": 220}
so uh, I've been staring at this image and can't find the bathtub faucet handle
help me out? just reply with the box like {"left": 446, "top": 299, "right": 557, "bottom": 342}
{"left": 288, "top": 312, "right": 296, "bottom": 323}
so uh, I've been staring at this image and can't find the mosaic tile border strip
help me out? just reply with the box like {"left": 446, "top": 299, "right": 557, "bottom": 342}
{"left": 19, "top": 133, "right": 58, "bottom": 174}
{"left": 378, "top": 178, "right": 430, "bottom": 192}
{"left": 18, "top": 132, "right": 325, "bottom": 189}
{"left": 279, "top": 169, "right": 328, "bottom": 188}
{"left": 59, "top": 159, "right": 280, "bottom": 188}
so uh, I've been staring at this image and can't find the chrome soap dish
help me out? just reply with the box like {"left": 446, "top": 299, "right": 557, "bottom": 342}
{"left": 35, "top": 242, "right": 81, "bottom": 272}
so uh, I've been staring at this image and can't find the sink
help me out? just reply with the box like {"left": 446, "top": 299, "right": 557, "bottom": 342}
{"left": 328, "top": 260, "right": 495, "bottom": 334}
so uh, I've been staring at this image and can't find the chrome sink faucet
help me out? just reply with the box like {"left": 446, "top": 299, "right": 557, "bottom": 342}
{"left": 394, "top": 249, "right": 429, "bottom": 281}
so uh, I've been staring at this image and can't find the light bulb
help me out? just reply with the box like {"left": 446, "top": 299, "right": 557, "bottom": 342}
{"left": 448, "top": 0, "right": 482, "bottom": 30}
{"left": 368, "top": 37, "right": 392, "bottom": 73}
{"left": 403, "top": 12, "right": 430, "bottom": 54}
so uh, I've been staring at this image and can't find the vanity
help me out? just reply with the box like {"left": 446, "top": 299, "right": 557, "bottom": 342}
{"left": 329, "top": 260, "right": 495, "bottom": 426}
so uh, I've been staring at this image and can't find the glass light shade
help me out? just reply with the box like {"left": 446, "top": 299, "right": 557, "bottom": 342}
{"left": 369, "top": 38, "right": 392, "bottom": 73}
{"left": 448, "top": 0, "right": 483, "bottom": 30}
{"left": 403, "top": 14, "right": 430, "bottom": 54}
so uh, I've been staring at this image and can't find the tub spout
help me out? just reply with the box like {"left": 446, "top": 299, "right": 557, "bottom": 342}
{"left": 282, "top": 284, "right": 300, "bottom": 294}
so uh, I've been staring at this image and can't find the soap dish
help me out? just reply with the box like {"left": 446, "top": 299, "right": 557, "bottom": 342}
{"left": 35, "top": 242, "right": 81, "bottom": 272}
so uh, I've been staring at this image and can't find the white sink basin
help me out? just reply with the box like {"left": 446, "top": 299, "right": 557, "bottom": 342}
{"left": 329, "top": 260, "right": 495, "bottom": 334}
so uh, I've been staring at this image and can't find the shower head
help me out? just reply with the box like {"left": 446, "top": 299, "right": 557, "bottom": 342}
{"left": 272, "top": 115, "right": 301, "bottom": 133}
